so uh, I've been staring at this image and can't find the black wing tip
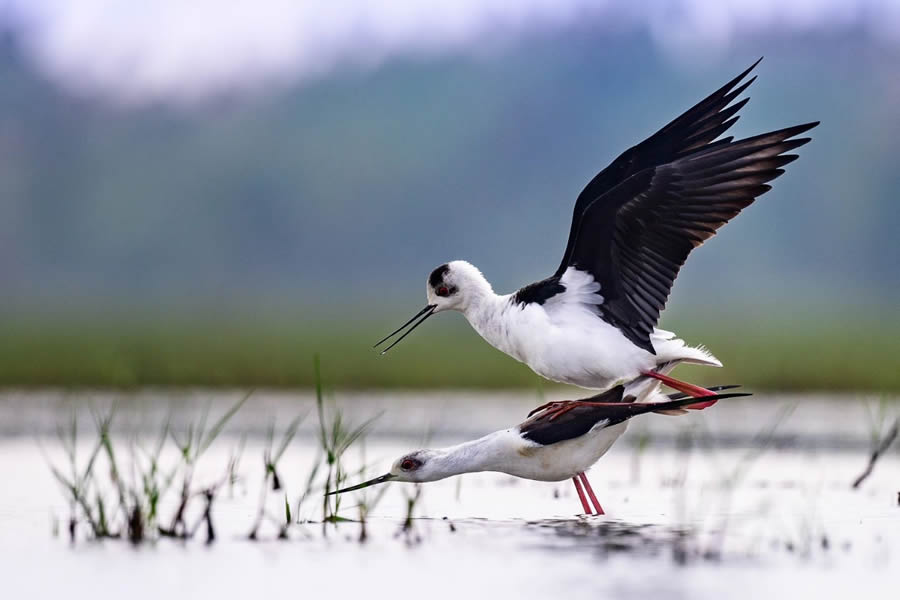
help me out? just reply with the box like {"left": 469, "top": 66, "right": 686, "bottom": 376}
{"left": 724, "top": 76, "right": 757, "bottom": 105}
{"left": 729, "top": 96, "right": 751, "bottom": 113}
{"left": 698, "top": 59, "right": 762, "bottom": 112}
{"left": 689, "top": 126, "right": 817, "bottom": 164}
{"left": 709, "top": 392, "right": 753, "bottom": 399}
{"left": 783, "top": 137, "right": 813, "bottom": 152}
{"left": 655, "top": 57, "right": 762, "bottom": 144}
{"left": 790, "top": 121, "right": 820, "bottom": 135}
{"left": 655, "top": 391, "right": 753, "bottom": 413}
{"left": 779, "top": 122, "right": 819, "bottom": 142}
{"left": 759, "top": 123, "right": 819, "bottom": 144}
{"left": 729, "top": 57, "right": 762, "bottom": 85}
{"left": 725, "top": 57, "right": 763, "bottom": 92}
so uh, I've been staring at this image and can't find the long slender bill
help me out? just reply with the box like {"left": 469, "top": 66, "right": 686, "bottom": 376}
{"left": 373, "top": 305, "right": 436, "bottom": 354}
{"left": 326, "top": 473, "right": 395, "bottom": 495}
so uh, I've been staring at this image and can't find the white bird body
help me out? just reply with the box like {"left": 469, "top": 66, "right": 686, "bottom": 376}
{"left": 459, "top": 265, "right": 719, "bottom": 390}
{"left": 417, "top": 420, "right": 629, "bottom": 482}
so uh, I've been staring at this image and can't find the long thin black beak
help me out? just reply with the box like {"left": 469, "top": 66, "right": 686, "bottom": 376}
{"left": 326, "top": 473, "right": 395, "bottom": 495}
{"left": 373, "top": 304, "right": 436, "bottom": 354}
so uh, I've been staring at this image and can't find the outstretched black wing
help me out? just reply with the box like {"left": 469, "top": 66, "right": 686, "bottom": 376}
{"left": 565, "top": 121, "right": 817, "bottom": 352}
{"left": 557, "top": 58, "right": 762, "bottom": 274}
{"left": 515, "top": 60, "right": 818, "bottom": 353}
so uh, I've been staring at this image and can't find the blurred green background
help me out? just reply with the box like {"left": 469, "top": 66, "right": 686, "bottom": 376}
{"left": 0, "top": 2, "right": 897, "bottom": 391}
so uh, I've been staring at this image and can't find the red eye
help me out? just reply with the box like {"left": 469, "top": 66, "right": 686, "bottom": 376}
{"left": 436, "top": 286, "right": 450, "bottom": 297}
{"left": 400, "top": 459, "right": 416, "bottom": 471}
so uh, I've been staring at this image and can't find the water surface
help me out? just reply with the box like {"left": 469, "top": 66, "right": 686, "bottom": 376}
{"left": 2, "top": 391, "right": 897, "bottom": 599}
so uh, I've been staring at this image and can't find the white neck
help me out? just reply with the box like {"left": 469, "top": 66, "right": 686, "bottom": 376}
{"left": 425, "top": 431, "right": 509, "bottom": 481}
{"left": 460, "top": 286, "right": 509, "bottom": 328}
{"left": 459, "top": 291, "right": 517, "bottom": 358}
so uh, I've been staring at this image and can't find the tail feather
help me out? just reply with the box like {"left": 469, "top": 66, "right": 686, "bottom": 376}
{"left": 596, "top": 390, "right": 752, "bottom": 420}
{"left": 651, "top": 330, "right": 722, "bottom": 368}
{"left": 665, "top": 384, "right": 741, "bottom": 401}
{"left": 644, "top": 392, "right": 750, "bottom": 416}
{"left": 658, "top": 384, "right": 744, "bottom": 412}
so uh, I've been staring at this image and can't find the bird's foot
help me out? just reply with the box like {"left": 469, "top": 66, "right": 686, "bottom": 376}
{"left": 529, "top": 400, "right": 585, "bottom": 421}
{"left": 530, "top": 400, "right": 612, "bottom": 421}
{"left": 527, "top": 400, "right": 567, "bottom": 418}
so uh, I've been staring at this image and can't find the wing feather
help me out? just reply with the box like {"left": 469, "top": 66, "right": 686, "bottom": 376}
{"left": 556, "top": 59, "right": 763, "bottom": 276}
{"left": 570, "top": 122, "right": 818, "bottom": 351}
{"left": 517, "top": 63, "right": 817, "bottom": 353}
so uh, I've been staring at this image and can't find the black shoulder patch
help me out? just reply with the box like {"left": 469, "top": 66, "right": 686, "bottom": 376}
{"left": 520, "top": 413, "right": 611, "bottom": 446}
{"left": 513, "top": 277, "right": 566, "bottom": 305}
{"left": 428, "top": 264, "right": 450, "bottom": 288}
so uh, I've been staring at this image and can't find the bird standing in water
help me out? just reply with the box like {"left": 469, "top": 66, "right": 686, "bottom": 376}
{"left": 328, "top": 386, "right": 748, "bottom": 515}
{"left": 375, "top": 59, "right": 817, "bottom": 403}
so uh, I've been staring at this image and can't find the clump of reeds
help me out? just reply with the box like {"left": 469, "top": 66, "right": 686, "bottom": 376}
{"left": 47, "top": 392, "right": 249, "bottom": 544}
{"left": 312, "top": 355, "right": 381, "bottom": 528}
{"left": 47, "top": 356, "right": 409, "bottom": 545}
{"left": 247, "top": 413, "right": 304, "bottom": 540}
{"left": 398, "top": 484, "right": 424, "bottom": 544}
{"left": 852, "top": 396, "right": 898, "bottom": 489}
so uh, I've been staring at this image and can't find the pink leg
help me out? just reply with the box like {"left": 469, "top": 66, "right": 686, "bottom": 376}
{"left": 571, "top": 476, "right": 591, "bottom": 515}
{"left": 642, "top": 370, "right": 718, "bottom": 409}
{"left": 578, "top": 472, "right": 605, "bottom": 515}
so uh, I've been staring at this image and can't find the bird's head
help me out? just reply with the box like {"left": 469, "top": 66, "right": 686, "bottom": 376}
{"left": 425, "top": 260, "right": 490, "bottom": 313}
{"left": 374, "top": 260, "right": 492, "bottom": 353}
{"left": 325, "top": 450, "right": 449, "bottom": 496}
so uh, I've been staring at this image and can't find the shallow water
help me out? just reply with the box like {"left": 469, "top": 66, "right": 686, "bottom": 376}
{"left": 2, "top": 390, "right": 897, "bottom": 599}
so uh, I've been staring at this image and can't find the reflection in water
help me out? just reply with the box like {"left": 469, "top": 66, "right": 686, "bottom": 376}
{"left": 528, "top": 518, "right": 694, "bottom": 559}
{"left": 432, "top": 517, "right": 709, "bottom": 563}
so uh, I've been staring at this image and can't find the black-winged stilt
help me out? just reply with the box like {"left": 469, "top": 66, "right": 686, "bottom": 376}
{"left": 328, "top": 386, "right": 749, "bottom": 515}
{"left": 374, "top": 59, "right": 818, "bottom": 397}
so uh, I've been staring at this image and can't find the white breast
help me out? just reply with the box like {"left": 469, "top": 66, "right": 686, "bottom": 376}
{"left": 484, "top": 422, "right": 629, "bottom": 482}
{"left": 466, "top": 270, "right": 652, "bottom": 389}
{"left": 464, "top": 268, "right": 718, "bottom": 389}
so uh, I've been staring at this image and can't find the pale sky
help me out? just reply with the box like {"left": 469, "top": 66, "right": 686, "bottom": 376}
{"left": 2, "top": 0, "right": 898, "bottom": 105}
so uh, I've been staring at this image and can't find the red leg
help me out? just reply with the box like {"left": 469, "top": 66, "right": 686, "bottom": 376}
{"left": 528, "top": 400, "right": 563, "bottom": 417}
{"left": 578, "top": 472, "right": 605, "bottom": 515}
{"left": 572, "top": 476, "right": 591, "bottom": 515}
{"left": 547, "top": 403, "right": 579, "bottom": 421}
{"left": 642, "top": 370, "right": 718, "bottom": 409}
